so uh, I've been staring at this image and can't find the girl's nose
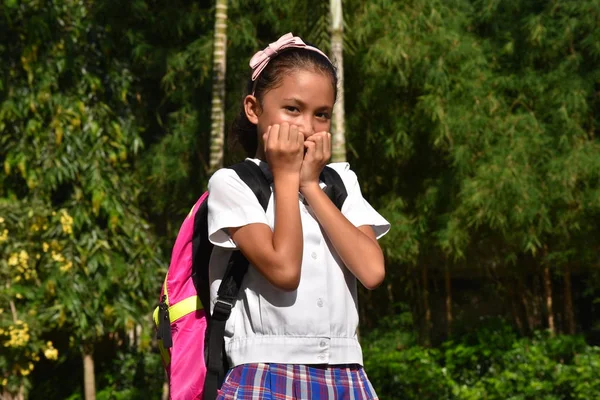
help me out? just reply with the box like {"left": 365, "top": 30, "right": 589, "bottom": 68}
{"left": 300, "top": 115, "right": 314, "bottom": 137}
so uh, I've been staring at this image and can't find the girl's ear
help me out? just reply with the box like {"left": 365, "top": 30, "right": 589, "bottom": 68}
{"left": 244, "top": 95, "right": 260, "bottom": 125}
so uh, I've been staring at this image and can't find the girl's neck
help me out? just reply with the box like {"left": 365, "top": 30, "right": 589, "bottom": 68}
{"left": 254, "top": 148, "right": 266, "bottom": 162}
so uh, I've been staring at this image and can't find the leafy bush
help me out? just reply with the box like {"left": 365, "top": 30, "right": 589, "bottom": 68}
{"left": 363, "top": 318, "right": 600, "bottom": 400}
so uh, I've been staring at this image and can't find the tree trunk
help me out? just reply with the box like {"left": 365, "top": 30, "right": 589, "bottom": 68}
{"left": 422, "top": 264, "right": 431, "bottom": 347}
{"left": 1, "top": 386, "right": 24, "bottom": 400}
{"left": 519, "top": 276, "right": 537, "bottom": 334}
{"left": 386, "top": 282, "right": 394, "bottom": 313}
{"left": 445, "top": 266, "right": 452, "bottom": 337}
{"left": 209, "top": 0, "right": 228, "bottom": 172}
{"left": 330, "top": 0, "right": 347, "bottom": 162}
{"left": 4, "top": 284, "right": 24, "bottom": 400}
{"left": 161, "top": 373, "right": 170, "bottom": 400}
{"left": 564, "top": 265, "right": 575, "bottom": 335}
{"left": 542, "top": 266, "right": 555, "bottom": 336}
{"left": 510, "top": 295, "right": 525, "bottom": 336}
{"left": 83, "top": 347, "right": 96, "bottom": 400}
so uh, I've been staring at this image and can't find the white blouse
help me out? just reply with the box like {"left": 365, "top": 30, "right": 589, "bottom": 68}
{"left": 207, "top": 159, "right": 390, "bottom": 367}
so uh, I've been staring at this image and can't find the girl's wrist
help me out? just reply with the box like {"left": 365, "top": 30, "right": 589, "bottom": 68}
{"left": 273, "top": 174, "right": 300, "bottom": 191}
{"left": 299, "top": 181, "right": 321, "bottom": 197}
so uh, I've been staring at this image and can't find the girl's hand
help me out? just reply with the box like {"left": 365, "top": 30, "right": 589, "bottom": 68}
{"left": 300, "top": 131, "right": 331, "bottom": 191}
{"left": 264, "top": 123, "right": 304, "bottom": 181}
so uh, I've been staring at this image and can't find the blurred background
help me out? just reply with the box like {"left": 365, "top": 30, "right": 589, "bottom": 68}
{"left": 1, "top": 0, "right": 600, "bottom": 399}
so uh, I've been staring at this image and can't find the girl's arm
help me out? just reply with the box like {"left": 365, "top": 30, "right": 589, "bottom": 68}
{"left": 229, "top": 123, "right": 304, "bottom": 291}
{"left": 229, "top": 177, "right": 301, "bottom": 291}
{"left": 301, "top": 184, "right": 385, "bottom": 289}
{"left": 300, "top": 132, "right": 385, "bottom": 290}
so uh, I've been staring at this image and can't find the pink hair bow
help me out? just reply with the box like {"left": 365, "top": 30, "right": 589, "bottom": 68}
{"left": 249, "top": 32, "right": 331, "bottom": 81}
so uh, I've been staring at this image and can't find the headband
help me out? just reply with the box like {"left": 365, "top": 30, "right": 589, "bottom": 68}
{"left": 249, "top": 32, "right": 332, "bottom": 83}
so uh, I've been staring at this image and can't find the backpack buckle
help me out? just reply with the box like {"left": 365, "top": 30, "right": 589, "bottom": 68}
{"left": 215, "top": 298, "right": 234, "bottom": 309}
{"left": 212, "top": 298, "right": 234, "bottom": 321}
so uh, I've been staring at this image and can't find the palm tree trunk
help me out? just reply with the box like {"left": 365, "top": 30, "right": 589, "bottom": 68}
{"left": 330, "top": 0, "right": 346, "bottom": 162}
{"left": 83, "top": 346, "right": 96, "bottom": 400}
{"left": 209, "top": 0, "right": 228, "bottom": 172}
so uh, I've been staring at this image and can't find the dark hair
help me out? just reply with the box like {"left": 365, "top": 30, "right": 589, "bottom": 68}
{"left": 230, "top": 46, "right": 338, "bottom": 157}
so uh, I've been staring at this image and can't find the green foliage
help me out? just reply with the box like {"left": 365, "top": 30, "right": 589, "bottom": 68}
{"left": 347, "top": 0, "right": 600, "bottom": 267}
{"left": 94, "top": 350, "right": 164, "bottom": 400}
{"left": 363, "top": 311, "right": 454, "bottom": 398}
{"left": 0, "top": 0, "right": 161, "bottom": 394}
{"left": 1, "top": 0, "right": 600, "bottom": 397}
{"left": 363, "top": 318, "right": 600, "bottom": 399}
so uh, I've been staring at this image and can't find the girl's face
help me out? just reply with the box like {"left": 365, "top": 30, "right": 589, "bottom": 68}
{"left": 245, "top": 69, "right": 335, "bottom": 153}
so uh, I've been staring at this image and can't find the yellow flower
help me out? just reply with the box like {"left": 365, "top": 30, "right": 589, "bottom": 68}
{"left": 19, "top": 250, "right": 29, "bottom": 264}
{"left": 44, "top": 342, "right": 58, "bottom": 360}
{"left": 60, "top": 261, "right": 72, "bottom": 272}
{"left": 51, "top": 251, "right": 65, "bottom": 263}
{"left": 42, "top": 242, "right": 49, "bottom": 252}
{"left": 20, "top": 368, "right": 30, "bottom": 376}
{"left": 0, "top": 217, "right": 4, "bottom": 223}
{"left": 0, "top": 229, "right": 7, "bottom": 242}
{"left": 60, "top": 210, "right": 73, "bottom": 234}
{"left": 8, "top": 253, "right": 18, "bottom": 266}
{"left": 44, "top": 348, "right": 58, "bottom": 360}
{"left": 1, "top": 378, "right": 6, "bottom": 386}
{"left": 15, "top": 293, "right": 23, "bottom": 299}
{"left": 5, "top": 322, "right": 30, "bottom": 347}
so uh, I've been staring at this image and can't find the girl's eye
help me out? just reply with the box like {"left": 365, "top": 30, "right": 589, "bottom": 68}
{"left": 316, "top": 112, "right": 331, "bottom": 120}
{"left": 284, "top": 106, "right": 299, "bottom": 113}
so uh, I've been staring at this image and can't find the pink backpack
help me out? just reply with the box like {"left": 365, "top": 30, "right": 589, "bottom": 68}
{"left": 153, "top": 160, "right": 347, "bottom": 399}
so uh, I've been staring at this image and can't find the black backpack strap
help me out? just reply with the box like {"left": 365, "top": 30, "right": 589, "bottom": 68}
{"left": 320, "top": 166, "right": 348, "bottom": 210}
{"left": 229, "top": 160, "right": 272, "bottom": 210}
{"left": 204, "top": 160, "right": 271, "bottom": 400}
{"left": 191, "top": 200, "right": 212, "bottom": 313}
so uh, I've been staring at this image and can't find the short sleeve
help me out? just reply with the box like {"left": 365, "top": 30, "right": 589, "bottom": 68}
{"left": 207, "top": 168, "right": 271, "bottom": 249}
{"left": 327, "top": 163, "right": 390, "bottom": 239}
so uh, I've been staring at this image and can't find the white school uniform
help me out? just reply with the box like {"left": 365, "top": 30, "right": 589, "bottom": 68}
{"left": 207, "top": 158, "right": 390, "bottom": 367}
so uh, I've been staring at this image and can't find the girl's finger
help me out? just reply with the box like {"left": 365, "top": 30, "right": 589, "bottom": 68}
{"left": 278, "top": 122, "right": 290, "bottom": 142}
{"left": 268, "top": 124, "right": 280, "bottom": 149}
{"left": 289, "top": 124, "right": 298, "bottom": 147}
{"left": 324, "top": 132, "right": 332, "bottom": 159}
{"left": 297, "top": 131, "right": 305, "bottom": 147}
{"left": 314, "top": 134, "right": 324, "bottom": 160}
{"left": 263, "top": 125, "right": 272, "bottom": 149}
{"left": 304, "top": 141, "right": 316, "bottom": 159}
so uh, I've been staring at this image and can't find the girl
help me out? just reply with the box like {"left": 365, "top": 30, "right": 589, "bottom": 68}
{"left": 207, "top": 33, "right": 390, "bottom": 399}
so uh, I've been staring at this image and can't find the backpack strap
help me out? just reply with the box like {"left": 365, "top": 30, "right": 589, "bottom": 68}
{"left": 320, "top": 165, "right": 348, "bottom": 210}
{"left": 204, "top": 160, "right": 271, "bottom": 400}
{"left": 192, "top": 200, "right": 212, "bottom": 314}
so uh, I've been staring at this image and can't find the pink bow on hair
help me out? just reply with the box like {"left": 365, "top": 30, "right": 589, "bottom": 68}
{"left": 249, "top": 32, "right": 331, "bottom": 81}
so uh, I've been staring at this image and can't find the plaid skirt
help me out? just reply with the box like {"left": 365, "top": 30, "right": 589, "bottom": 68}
{"left": 216, "top": 363, "right": 378, "bottom": 399}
